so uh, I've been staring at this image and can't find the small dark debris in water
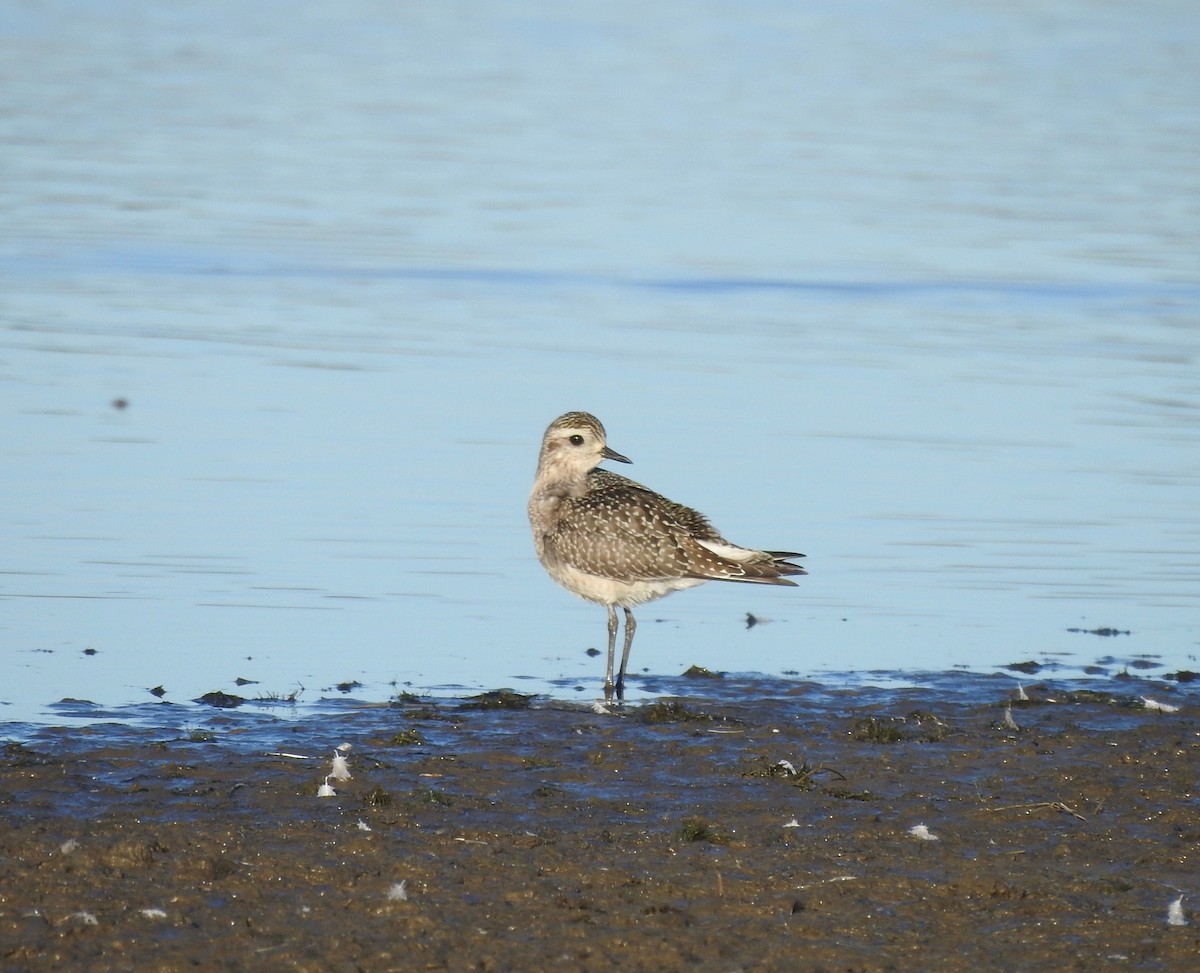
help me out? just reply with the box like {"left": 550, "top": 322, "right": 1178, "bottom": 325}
{"left": 365, "top": 786, "right": 392, "bottom": 808}
{"left": 148, "top": 685, "right": 167, "bottom": 698}
{"left": 83, "top": 647, "right": 97, "bottom": 656}
{"left": 1063, "top": 689, "right": 1135, "bottom": 707}
{"left": 399, "top": 706, "right": 456, "bottom": 722}
{"left": 585, "top": 647, "right": 600, "bottom": 658}
{"left": 256, "top": 688, "right": 301, "bottom": 704}
{"left": 639, "top": 701, "right": 702, "bottom": 724}
{"left": 825, "top": 787, "right": 874, "bottom": 802}
{"left": 741, "top": 755, "right": 845, "bottom": 789}
{"left": 195, "top": 691, "right": 245, "bottom": 709}
{"left": 532, "top": 784, "right": 566, "bottom": 799}
{"left": 234, "top": 677, "right": 258, "bottom": 687}
{"left": 111, "top": 398, "right": 128, "bottom": 410}
{"left": 186, "top": 729, "right": 216, "bottom": 743}
{"left": 743, "top": 756, "right": 802, "bottom": 781}
{"left": 852, "top": 717, "right": 905, "bottom": 744}
{"left": 679, "top": 817, "right": 729, "bottom": 845}
{"left": 392, "top": 690, "right": 424, "bottom": 704}
{"left": 389, "top": 729, "right": 426, "bottom": 746}
{"left": 1128, "top": 658, "right": 1160, "bottom": 670}
{"left": 335, "top": 680, "right": 364, "bottom": 693}
{"left": 681, "top": 664, "right": 722, "bottom": 679}
{"left": 907, "top": 710, "right": 948, "bottom": 730}
{"left": 637, "top": 700, "right": 742, "bottom": 726}
{"left": 1067, "top": 627, "right": 1131, "bottom": 637}
{"left": 461, "top": 689, "right": 534, "bottom": 711}
{"left": 852, "top": 711, "right": 949, "bottom": 744}
{"left": 1004, "top": 660, "right": 1042, "bottom": 674}
{"left": 1167, "top": 670, "right": 1199, "bottom": 683}
{"left": 1083, "top": 665, "right": 1109, "bottom": 676}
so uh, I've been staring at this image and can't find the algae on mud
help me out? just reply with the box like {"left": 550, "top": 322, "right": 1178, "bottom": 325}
{"left": 1, "top": 681, "right": 1197, "bottom": 972}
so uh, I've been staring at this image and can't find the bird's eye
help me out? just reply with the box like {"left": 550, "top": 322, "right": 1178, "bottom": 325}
{"left": 569, "top": 434, "right": 584, "bottom": 446}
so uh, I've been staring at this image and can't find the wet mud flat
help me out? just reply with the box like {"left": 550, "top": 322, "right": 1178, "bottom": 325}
{"left": 1, "top": 678, "right": 1197, "bottom": 972}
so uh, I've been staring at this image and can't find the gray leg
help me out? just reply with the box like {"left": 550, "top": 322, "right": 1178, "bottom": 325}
{"left": 604, "top": 604, "right": 619, "bottom": 696}
{"left": 615, "top": 607, "right": 636, "bottom": 693}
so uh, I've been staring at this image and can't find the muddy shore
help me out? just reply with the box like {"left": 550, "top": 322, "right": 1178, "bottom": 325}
{"left": 2, "top": 676, "right": 1197, "bottom": 972}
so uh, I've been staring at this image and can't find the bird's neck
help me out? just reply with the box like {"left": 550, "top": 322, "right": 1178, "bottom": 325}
{"left": 530, "top": 468, "right": 591, "bottom": 503}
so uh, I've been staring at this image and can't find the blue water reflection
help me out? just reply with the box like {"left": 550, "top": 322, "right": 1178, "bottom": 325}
{"left": 2, "top": 2, "right": 1198, "bottom": 724}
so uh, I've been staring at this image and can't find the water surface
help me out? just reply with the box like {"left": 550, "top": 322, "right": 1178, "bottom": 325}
{"left": 2, "top": 1, "right": 1198, "bottom": 725}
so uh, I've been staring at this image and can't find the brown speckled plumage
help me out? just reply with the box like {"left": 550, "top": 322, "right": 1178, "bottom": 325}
{"left": 528, "top": 412, "right": 806, "bottom": 696}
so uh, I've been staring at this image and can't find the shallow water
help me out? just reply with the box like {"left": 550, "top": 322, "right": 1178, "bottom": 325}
{"left": 3, "top": 1, "right": 1199, "bottom": 726}
{"left": 3, "top": 668, "right": 1182, "bottom": 767}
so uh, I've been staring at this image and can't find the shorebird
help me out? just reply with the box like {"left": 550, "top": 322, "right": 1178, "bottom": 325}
{"left": 528, "top": 412, "right": 806, "bottom": 697}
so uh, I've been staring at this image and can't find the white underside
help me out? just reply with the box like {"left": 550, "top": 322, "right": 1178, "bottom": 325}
{"left": 547, "top": 560, "right": 708, "bottom": 608}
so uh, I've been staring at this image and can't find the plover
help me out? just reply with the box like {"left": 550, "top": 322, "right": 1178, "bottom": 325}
{"left": 528, "top": 412, "right": 806, "bottom": 696}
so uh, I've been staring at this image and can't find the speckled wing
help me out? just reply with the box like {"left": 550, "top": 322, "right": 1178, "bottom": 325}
{"left": 586, "top": 469, "right": 725, "bottom": 540}
{"left": 549, "top": 470, "right": 803, "bottom": 584}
